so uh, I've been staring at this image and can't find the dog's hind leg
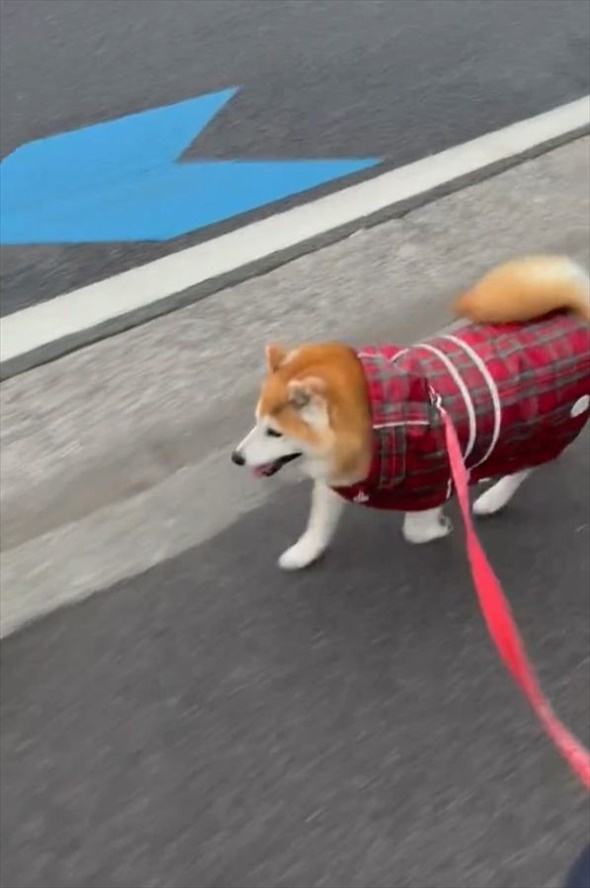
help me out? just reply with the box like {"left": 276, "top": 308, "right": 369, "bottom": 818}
{"left": 279, "top": 482, "right": 345, "bottom": 570}
{"left": 403, "top": 507, "right": 452, "bottom": 544}
{"left": 473, "top": 468, "right": 532, "bottom": 516}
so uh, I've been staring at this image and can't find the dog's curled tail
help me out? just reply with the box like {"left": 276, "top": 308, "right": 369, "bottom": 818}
{"left": 454, "top": 256, "right": 590, "bottom": 324}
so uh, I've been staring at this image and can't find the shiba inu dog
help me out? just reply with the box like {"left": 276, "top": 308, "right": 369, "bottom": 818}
{"left": 232, "top": 256, "right": 590, "bottom": 570}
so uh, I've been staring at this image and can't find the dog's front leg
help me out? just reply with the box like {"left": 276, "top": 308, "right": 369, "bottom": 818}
{"left": 279, "top": 482, "right": 345, "bottom": 570}
{"left": 402, "top": 507, "right": 452, "bottom": 544}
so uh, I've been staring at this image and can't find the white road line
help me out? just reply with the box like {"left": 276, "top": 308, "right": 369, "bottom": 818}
{"left": 1, "top": 96, "right": 589, "bottom": 365}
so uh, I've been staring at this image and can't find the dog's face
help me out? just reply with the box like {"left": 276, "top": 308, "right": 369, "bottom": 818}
{"left": 232, "top": 345, "right": 335, "bottom": 478}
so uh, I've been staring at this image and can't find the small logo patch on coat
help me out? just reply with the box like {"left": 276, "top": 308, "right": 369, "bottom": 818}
{"left": 571, "top": 395, "right": 590, "bottom": 418}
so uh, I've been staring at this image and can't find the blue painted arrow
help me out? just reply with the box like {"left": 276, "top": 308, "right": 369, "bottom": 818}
{"left": 0, "top": 88, "right": 380, "bottom": 244}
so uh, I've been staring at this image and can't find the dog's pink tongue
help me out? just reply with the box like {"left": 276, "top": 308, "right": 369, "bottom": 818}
{"left": 252, "top": 466, "right": 268, "bottom": 478}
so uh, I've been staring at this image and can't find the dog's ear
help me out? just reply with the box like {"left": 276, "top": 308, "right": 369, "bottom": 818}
{"left": 288, "top": 376, "right": 327, "bottom": 410}
{"left": 265, "top": 344, "right": 286, "bottom": 374}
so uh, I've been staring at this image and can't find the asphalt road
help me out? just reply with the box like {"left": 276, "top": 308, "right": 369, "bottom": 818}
{"left": 1, "top": 0, "right": 589, "bottom": 315}
{"left": 2, "top": 435, "right": 589, "bottom": 888}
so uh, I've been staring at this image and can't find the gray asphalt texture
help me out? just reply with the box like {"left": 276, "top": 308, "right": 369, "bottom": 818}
{"left": 2, "top": 436, "right": 589, "bottom": 888}
{"left": 1, "top": 0, "right": 589, "bottom": 314}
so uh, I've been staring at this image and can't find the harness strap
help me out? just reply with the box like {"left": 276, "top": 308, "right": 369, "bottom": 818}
{"left": 439, "top": 403, "right": 590, "bottom": 790}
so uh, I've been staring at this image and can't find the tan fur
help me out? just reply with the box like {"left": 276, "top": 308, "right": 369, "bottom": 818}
{"left": 454, "top": 256, "right": 590, "bottom": 324}
{"left": 257, "top": 255, "right": 589, "bottom": 484}
{"left": 258, "top": 343, "right": 373, "bottom": 483}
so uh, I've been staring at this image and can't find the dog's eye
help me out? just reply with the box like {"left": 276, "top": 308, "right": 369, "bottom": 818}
{"left": 266, "top": 428, "right": 282, "bottom": 438}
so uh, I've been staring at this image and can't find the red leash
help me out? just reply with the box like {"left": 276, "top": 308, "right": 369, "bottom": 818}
{"left": 439, "top": 403, "right": 590, "bottom": 790}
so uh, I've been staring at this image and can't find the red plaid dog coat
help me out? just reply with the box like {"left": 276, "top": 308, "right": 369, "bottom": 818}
{"left": 333, "top": 312, "right": 590, "bottom": 512}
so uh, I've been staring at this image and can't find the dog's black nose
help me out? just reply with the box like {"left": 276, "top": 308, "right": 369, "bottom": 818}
{"left": 231, "top": 450, "right": 245, "bottom": 466}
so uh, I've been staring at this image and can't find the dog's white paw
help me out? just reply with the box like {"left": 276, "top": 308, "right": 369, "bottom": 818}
{"left": 473, "top": 470, "right": 531, "bottom": 517}
{"left": 473, "top": 485, "right": 509, "bottom": 516}
{"left": 278, "top": 538, "right": 324, "bottom": 571}
{"left": 403, "top": 513, "right": 452, "bottom": 544}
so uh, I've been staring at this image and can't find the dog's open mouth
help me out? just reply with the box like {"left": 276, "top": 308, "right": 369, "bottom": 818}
{"left": 252, "top": 452, "right": 302, "bottom": 478}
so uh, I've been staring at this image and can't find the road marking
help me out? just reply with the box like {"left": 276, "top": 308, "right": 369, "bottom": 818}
{"left": 1, "top": 96, "right": 588, "bottom": 368}
{"left": 0, "top": 87, "right": 378, "bottom": 244}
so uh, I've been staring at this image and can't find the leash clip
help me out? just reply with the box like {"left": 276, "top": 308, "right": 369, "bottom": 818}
{"left": 428, "top": 385, "right": 443, "bottom": 412}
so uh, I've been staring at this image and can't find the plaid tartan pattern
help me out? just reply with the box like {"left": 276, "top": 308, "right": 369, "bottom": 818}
{"left": 333, "top": 312, "right": 590, "bottom": 511}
